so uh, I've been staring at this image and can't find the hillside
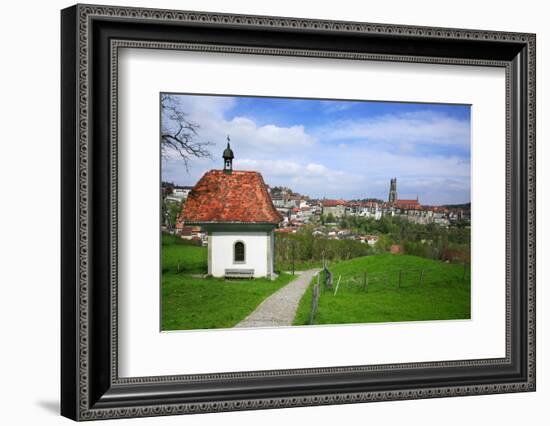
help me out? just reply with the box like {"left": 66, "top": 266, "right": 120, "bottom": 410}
{"left": 294, "top": 254, "right": 470, "bottom": 325}
{"left": 442, "top": 202, "right": 471, "bottom": 209}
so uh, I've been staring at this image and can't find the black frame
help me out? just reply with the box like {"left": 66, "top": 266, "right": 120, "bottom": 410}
{"left": 61, "top": 4, "right": 536, "bottom": 421}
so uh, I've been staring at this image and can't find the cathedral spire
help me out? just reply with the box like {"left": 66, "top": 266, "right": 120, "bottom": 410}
{"left": 388, "top": 177, "right": 397, "bottom": 205}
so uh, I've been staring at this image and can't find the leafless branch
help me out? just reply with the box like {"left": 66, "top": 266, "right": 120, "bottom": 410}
{"left": 160, "top": 94, "right": 213, "bottom": 171}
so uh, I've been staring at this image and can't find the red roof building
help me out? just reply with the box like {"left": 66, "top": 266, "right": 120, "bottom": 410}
{"left": 178, "top": 141, "right": 281, "bottom": 279}
{"left": 180, "top": 170, "right": 283, "bottom": 225}
{"left": 178, "top": 226, "right": 202, "bottom": 240}
{"left": 394, "top": 199, "right": 421, "bottom": 209}
{"left": 322, "top": 199, "right": 347, "bottom": 207}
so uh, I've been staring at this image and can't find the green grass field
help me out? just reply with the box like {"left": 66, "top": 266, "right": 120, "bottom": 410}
{"left": 161, "top": 234, "right": 295, "bottom": 330}
{"left": 162, "top": 234, "right": 208, "bottom": 274}
{"left": 162, "top": 234, "right": 470, "bottom": 330}
{"left": 293, "top": 254, "right": 470, "bottom": 326}
{"left": 162, "top": 273, "right": 294, "bottom": 330}
{"left": 277, "top": 259, "right": 323, "bottom": 272}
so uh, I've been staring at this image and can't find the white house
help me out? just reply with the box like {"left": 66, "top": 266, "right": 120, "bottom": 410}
{"left": 172, "top": 186, "right": 193, "bottom": 200}
{"left": 179, "top": 142, "right": 283, "bottom": 279}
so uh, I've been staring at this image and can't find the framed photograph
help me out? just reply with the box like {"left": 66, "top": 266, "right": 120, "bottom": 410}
{"left": 61, "top": 4, "right": 536, "bottom": 421}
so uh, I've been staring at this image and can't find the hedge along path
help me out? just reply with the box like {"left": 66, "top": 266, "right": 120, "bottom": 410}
{"left": 234, "top": 269, "right": 320, "bottom": 328}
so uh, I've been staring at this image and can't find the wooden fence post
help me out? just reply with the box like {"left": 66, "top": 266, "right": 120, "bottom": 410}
{"left": 334, "top": 275, "right": 342, "bottom": 296}
{"left": 324, "top": 268, "right": 334, "bottom": 290}
{"left": 420, "top": 269, "right": 424, "bottom": 285}
{"left": 309, "top": 283, "right": 320, "bottom": 325}
{"left": 292, "top": 242, "right": 295, "bottom": 275}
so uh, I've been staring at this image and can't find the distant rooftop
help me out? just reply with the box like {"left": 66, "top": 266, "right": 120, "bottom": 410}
{"left": 323, "top": 199, "right": 347, "bottom": 207}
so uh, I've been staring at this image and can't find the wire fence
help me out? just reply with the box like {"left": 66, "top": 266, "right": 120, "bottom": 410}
{"left": 308, "top": 262, "right": 470, "bottom": 324}
{"left": 338, "top": 266, "right": 469, "bottom": 294}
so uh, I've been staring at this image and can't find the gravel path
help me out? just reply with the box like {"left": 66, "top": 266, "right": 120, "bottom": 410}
{"left": 234, "top": 269, "right": 320, "bottom": 328}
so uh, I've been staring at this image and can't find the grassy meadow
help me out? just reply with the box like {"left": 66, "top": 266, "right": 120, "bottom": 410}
{"left": 161, "top": 234, "right": 293, "bottom": 330}
{"left": 162, "top": 234, "right": 471, "bottom": 330}
{"left": 162, "top": 234, "right": 208, "bottom": 274}
{"left": 293, "top": 254, "right": 470, "bottom": 326}
{"left": 162, "top": 273, "right": 294, "bottom": 330}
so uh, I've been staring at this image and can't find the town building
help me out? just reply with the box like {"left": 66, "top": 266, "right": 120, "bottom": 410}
{"left": 322, "top": 199, "right": 347, "bottom": 218}
{"left": 388, "top": 178, "right": 421, "bottom": 209}
{"left": 394, "top": 198, "right": 420, "bottom": 209}
{"left": 172, "top": 185, "right": 193, "bottom": 200}
{"left": 179, "top": 141, "right": 283, "bottom": 279}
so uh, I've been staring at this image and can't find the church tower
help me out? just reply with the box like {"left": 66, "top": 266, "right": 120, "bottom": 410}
{"left": 222, "top": 136, "right": 234, "bottom": 174}
{"left": 388, "top": 177, "right": 397, "bottom": 205}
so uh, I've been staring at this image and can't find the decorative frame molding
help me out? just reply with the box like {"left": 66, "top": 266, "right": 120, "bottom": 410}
{"left": 61, "top": 3, "right": 535, "bottom": 421}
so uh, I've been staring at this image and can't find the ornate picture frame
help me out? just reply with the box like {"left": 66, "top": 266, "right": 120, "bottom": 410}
{"left": 61, "top": 4, "right": 535, "bottom": 421}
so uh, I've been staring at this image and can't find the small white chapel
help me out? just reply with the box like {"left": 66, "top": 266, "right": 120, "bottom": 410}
{"left": 179, "top": 140, "right": 283, "bottom": 279}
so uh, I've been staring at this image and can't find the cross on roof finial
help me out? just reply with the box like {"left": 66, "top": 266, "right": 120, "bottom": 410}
{"left": 227, "top": 135, "right": 230, "bottom": 144}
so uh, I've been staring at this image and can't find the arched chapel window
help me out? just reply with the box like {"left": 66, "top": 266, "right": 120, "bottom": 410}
{"left": 234, "top": 241, "right": 245, "bottom": 263}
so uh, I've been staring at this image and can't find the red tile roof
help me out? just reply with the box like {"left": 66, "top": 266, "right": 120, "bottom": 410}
{"left": 275, "top": 227, "right": 297, "bottom": 233}
{"left": 180, "top": 170, "right": 283, "bottom": 225}
{"left": 179, "top": 226, "right": 201, "bottom": 236}
{"left": 323, "top": 199, "right": 347, "bottom": 207}
{"left": 395, "top": 199, "right": 420, "bottom": 208}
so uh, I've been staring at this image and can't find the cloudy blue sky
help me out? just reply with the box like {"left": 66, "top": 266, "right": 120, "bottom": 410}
{"left": 161, "top": 94, "right": 471, "bottom": 205}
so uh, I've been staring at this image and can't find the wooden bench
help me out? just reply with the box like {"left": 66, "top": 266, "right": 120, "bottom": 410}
{"left": 224, "top": 268, "right": 255, "bottom": 279}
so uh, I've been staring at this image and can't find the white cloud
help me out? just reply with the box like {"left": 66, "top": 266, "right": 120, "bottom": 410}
{"left": 304, "top": 144, "right": 471, "bottom": 202}
{"left": 161, "top": 97, "right": 471, "bottom": 204}
{"left": 315, "top": 110, "right": 470, "bottom": 149}
{"left": 166, "top": 96, "right": 316, "bottom": 159}
{"left": 162, "top": 95, "right": 316, "bottom": 169}
{"left": 234, "top": 158, "right": 364, "bottom": 197}
{"left": 321, "top": 101, "right": 354, "bottom": 114}
{"left": 170, "top": 94, "right": 235, "bottom": 120}
{"left": 235, "top": 159, "right": 301, "bottom": 176}
{"left": 222, "top": 117, "right": 315, "bottom": 150}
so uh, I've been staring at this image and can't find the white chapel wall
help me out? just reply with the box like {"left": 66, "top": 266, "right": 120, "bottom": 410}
{"left": 210, "top": 232, "right": 270, "bottom": 278}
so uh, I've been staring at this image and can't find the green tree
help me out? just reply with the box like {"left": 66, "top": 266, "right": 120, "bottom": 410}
{"left": 163, "top": 200, "right": 182, "bottom": 232}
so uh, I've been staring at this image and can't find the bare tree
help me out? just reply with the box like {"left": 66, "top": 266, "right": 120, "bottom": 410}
{"left": 160, "top": 94, "right": 213, "bottom": 171}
